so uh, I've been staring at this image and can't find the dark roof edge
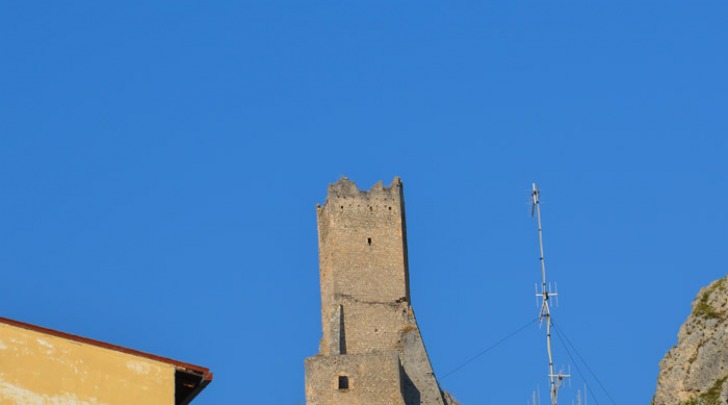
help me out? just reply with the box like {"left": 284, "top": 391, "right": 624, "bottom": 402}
{"left": 178, "top": 373, "right": 213, "bottom": 405}
{"left": 0, "top": 316, "right": 212, "bottom": 381}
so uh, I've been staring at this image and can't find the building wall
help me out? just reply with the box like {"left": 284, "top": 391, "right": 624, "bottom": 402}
{"left": 315, "top": 177, "right": 410, "bottom": 356}
{"left": 306, "top": 178, "right": 454, "bottom": 405}
{"left": 305, "top": 352, "right": 406, "bottom": 405}
{"left": 0, "top": 322, "right": 175, "bottom": 405}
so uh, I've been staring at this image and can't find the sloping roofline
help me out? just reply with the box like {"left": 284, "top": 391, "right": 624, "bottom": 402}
{"left": 0, "top": 316, "right": 212, "bottom": 404}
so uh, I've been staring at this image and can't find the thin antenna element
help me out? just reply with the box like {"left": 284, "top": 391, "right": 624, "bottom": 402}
{"left": 529, "top": 385, "right": 541, "bottom": 405}
{"left": 531, "top": 183, "right": 570, "bottom": 405}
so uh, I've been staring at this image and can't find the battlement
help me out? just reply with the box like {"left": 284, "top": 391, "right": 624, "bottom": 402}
{"left": 318, "top": 177, "right": 402, "bottom": 205}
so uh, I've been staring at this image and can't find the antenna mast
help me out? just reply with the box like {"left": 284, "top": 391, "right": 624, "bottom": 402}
{"left": 531, "top": 183, "right": 569, "bottom": 405}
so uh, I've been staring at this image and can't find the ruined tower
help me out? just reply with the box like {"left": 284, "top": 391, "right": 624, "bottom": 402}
{"left": 305, "top": 177, "right": 458, "bottom": 405}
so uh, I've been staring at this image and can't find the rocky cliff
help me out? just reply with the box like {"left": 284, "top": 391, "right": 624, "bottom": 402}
{"left": 653, "top": 275, "right": 728, "bottom": 405}
{"left": 442, "top": 390, "right": 460, "bottom": 405}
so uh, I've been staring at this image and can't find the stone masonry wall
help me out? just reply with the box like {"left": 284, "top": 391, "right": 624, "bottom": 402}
{"left": 305, "top": 177, "right": 459, "bottom": 405}
{"left": 305, "top": 352, "right": 406, "bottom": 405}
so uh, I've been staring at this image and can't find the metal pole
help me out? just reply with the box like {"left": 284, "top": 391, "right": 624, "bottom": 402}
{"left": 532, "top": 183, "right": 568, "bottom": 405}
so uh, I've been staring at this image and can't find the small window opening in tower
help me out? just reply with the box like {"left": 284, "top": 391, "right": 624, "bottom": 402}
{"left": 367, "top": 237, "right": 371, "bottom": 246}
{"left": 338, "top": 376, "right": 349, "bottom": 390}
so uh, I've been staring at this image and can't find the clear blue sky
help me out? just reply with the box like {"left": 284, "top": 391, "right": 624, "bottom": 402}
{"left": 1, "top": 2, "right": 726, "bottom": 404}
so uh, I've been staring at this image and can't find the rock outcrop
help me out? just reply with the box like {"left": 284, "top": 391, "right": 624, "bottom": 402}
{"left": 442, "top": 390, "right": 460, "bottom": 405}
{"left": 653, "top": 275, "right": 728, "bottom": 405}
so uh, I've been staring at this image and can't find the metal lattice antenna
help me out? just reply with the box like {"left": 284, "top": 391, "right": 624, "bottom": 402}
{"left": 531, "top": 183, "right": 570, "bottom": 405}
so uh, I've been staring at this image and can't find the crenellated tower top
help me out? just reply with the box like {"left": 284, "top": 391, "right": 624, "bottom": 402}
{"left": 316, "top": 177, "right": 410, "bottom": 312}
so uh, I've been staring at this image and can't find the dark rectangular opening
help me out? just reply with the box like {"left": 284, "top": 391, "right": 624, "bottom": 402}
{"left": 338, "top": 375, "right": 349, "bottom": 390}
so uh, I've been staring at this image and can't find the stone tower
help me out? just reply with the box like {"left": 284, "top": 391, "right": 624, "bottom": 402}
{"left": 305, "top": 177, "right": 458, "bottom": 405}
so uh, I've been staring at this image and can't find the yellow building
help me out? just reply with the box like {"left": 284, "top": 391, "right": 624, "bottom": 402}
{"left": 0, "top": 316, "right": 212, "bottom": 405}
